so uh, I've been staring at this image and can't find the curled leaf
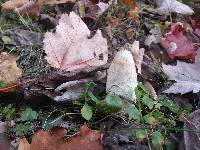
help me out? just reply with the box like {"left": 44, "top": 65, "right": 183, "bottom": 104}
{"left": 157, "top": 0, "right": 194, "bottom": 15}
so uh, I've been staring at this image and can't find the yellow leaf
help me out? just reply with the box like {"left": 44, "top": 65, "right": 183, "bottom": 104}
{"left": 0, "top": 52, "right": 22, "bottom": 86}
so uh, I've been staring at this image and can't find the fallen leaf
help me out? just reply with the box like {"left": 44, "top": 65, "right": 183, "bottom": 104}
{"left": 18, "top": 124, "right": 103, "bottom": 150}
{"left": 103, "top": 132, "right": 149, "bottom": 150}
{"left": 18, "top": 138, "right": 30, "bottom": 150}
{"left": 128, "top": 8, "right": 139, "bottom": 23}
{"left": 1, "top": 0, "right": 44, "bottom": 16}
{"left": 179, "top": 111, "right": 185, "bottom": 122}
{"left": 0, "top": 121, "right": 10, "bottom": 150}
{"left": 0, "top": 121, "right": 7, "bottom": 134}
{"left": 184, "top": 110, "right": 200, "bottom": 150}
{"left": 1, "top": 0, "right": 75, "bottom": 16}
{"left": 145, "top": 25, "right": 162, "bottom": 46}
{"left": 156, "top": 0, "right": 194, "bottom": 15}
{"left": 0, "top": 52, "right": 22, "bottom": 87}
{"left": 161, "top": 22, "right": 196, "bottom": 61}
{"left": 122, "top": 0, "right": 136, "bottom": 10}
{"left": 4, "top": 29, "right": 42, "bottom": 46}
{"left": 106, "top": 49, "right": 137, "bottom": 101}
{"left": 125, "top": 28, "right": 134, "bottom": 40}
{"left": 162, "top": 51, "right": 200, "bottom": 94}
{"left": 130, "top": 41, "right": 145, "bottom": 74}
{"left": 44, "top": 12, "right": 108, "bottom": 71}
{"left": 96, "top": 2, "right": 110, "bottom": 15}
{"left": 122, "top": 0, "right": 138, "bottom": 22}
{"left": 73, "top": 0, "right": 110, "bottom": 21}
{"left": 1, "top": 0, "right": 27, "bottom": 12}
{"left": 107, "top": 13, "right": 119, "bottom": 29}
{"left": 144, "top": 82, "right": 157, "bottom": 100}
{"left": 54, "top": 78, "right": 92, "bottom": 102}
{"left": 22, "top": 65, "right": 108, "bottom": 105}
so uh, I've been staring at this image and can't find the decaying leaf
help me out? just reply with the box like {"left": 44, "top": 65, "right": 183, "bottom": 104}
{"left": 4, "top": 29, "right": 42, "bottom": 46}
{"left": 122, "top": 0, "right": 136, "bottom": 10}
{"left": 156, "top": 0, "right": 194, "bottom": 15}
{"left": 54, "top": 78, "right": 92, "bottom": 102}
{"left": 1, "top": 0, "right": 43, "bottom": 16}
{"left": 0, "top": 121, "right": 9, "bottom": 150}
{"left": 1, "top": 0, "right": 75, "bottom": 16}
{"left": 184, "top": 109, "right": 200, "bottom": 150}
{"left": 145, "top": 25, "right": 162, "bottom": 46}
{"left": 107, "top": 13, "right": 119, "bottom": 29}
{"left": 162, "top": 51, "right": 200, "bottom": 94}
{"left": 18, "top": 138, "right": 30, "bottom": 150}
{"left": 121, "top": 0, "right": 138, "bottom": 22}
{"left": 0, "top": 52, "right": 22, "bottom": 86}
{"left": 44, "top": 12, "right": 108, "bottom": 71}
{"left": 73, "top": 0, "right": 110, "bottom": 21}
{"left": 130, "top": 41, "right": 145, "bottom": 74}
{"left": 1, "top": 0, "right": 27, "bottom": 12}
{"left": 161, "top": 22, "right": 196, "bottom": 61}
{"left": 106, "top": 49, "right": 137, "bottom": 101}
{"left": 144, "top": 82, "right": 157, "bottom": 100}
{"left": 18, "top": 124, "right": 103, "bottom": 150}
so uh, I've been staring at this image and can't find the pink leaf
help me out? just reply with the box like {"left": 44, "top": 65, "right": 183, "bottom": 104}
{"left": 43, "top": 12, "right": 108, "bottom": 71}
{"left": 161, "top": 22, "right": 196, "bottom": 61}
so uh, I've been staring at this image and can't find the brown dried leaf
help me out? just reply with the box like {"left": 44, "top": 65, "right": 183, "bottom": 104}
{"left": 122, "top": 0, "right": 136, "bottom": 10}
{"left": 44, "top": 12, "right": 108, "bottom": 71}
{"left": 0, "top": 52, "right": 22, "bottom": 86}
{"left": 73, "top": 0, "right": 109, "bottom": 21}
{"left": 18, "top": 125, "right": 103, "bottom": 150}
{"left": 1, "top": 0, "right": 27, "bottom": 12}
{"left": 1, "top": 0, "right": 43, "bottom": 16}
{"left": 1, "top": 0, "right": 74, "bottom": 16}
{"left": 107, "top": 13, "right": 119, "bottom": 29}
{"left": 130, "top": 41, "right": 145, "bottom": 74}
{"left": 18, "top": 138, "right": 30, "bottom": 150}
{"left": 144, "top": 82, "right": 157, "bottom": 100}
{"left": 121, "top": 0, "right": 139, "bottom": 22}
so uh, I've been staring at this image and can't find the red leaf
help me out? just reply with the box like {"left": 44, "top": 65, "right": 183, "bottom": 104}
{"left": 161, "top": 22, "right": 196, "bottom": 61}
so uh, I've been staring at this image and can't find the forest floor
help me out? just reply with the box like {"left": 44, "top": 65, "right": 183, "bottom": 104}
{"left": 0, "top": 0, "right": 200, "bottom": 150}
